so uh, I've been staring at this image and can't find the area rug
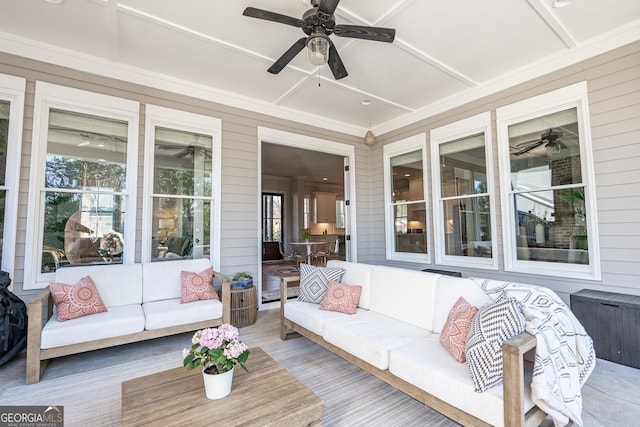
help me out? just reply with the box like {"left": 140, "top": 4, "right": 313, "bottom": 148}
{"left": 0, "top": 338, "right": 460, "bottom": 426}
{"left": 261, "top": 286, "right": 300, "bottom": 303}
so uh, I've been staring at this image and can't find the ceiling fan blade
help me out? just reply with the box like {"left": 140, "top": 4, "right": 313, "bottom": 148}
{"left": 514, "top": 141, "right": 544, "bottom": 156}
{"left": 268, "top": 37, "right": 307, "bottom": 74}
{"left": 328, "top": 40, "right": 348, "bottom": 80}
{"left": 317, "top": 0, "right": 340, "bottom": 17}
{"left": 334, "top": 25, "right": 395, "bottom": 43}
{"left": 243, "top": 7, "right": 305, "bottom": 28}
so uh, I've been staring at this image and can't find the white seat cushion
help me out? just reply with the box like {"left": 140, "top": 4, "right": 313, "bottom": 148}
{"left": 143, "top": 298, "right": 223, "bottom": 330}
{"left": 284, "top": 300, "right": 349, "bottom": 335}
{"left": 41, "top": 304, "right": 144, "bottom": 349}
{"left": 322, "top": 310, "right": 430, "bottom": 370}
{"left": 389, "top": 335, "right": 535, "bottom": 427}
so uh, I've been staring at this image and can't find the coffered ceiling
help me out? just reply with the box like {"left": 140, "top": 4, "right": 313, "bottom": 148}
{"left": 0, "top": 0, "right": 639, "bottom": 137}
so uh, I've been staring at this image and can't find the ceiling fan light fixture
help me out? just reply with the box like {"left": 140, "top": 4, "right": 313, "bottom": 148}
{"left": 307, "top": 35, "right": 329, "bottom": 66}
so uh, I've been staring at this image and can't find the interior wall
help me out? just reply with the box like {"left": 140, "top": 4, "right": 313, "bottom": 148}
{"left": 374, "top": 41, "right": 640, "bottom": 301}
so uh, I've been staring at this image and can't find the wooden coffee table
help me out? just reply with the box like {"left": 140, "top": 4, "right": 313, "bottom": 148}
{"left": 121, "top": 347, "right": 322, "bottom": 426}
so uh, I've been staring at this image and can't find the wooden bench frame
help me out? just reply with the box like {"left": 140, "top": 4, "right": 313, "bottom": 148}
{"left": 26, "top": 271, "right": 231, "bottom": 384}
{"left": 279, "top": 275, "right": 547, "bottom": 427}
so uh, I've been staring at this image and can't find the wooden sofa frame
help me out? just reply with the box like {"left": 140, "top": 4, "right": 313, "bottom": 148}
{"left": 279, "top": 276, "right": 547, "bottom": 427}
{"left": 26, "top": 271, "right": 231, "bottom": 384}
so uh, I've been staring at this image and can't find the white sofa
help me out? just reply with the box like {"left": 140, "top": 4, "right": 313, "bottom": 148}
{"left": 280, "top": 260, "right": 547, "bottom": 427}
{"left": 27, "top": 258, "right": 230, "bottom": 384}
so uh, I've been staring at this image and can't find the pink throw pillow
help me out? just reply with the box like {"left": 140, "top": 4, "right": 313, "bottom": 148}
{"left": 49, "top": 276, "right": 108, "bottom": 322}
{"left": 180, "top": 267, "right": 219, "bottom": 303}
{"left": 440, "top": 296, "right": 478, "bottom": 363}
{"left": 319, "top": 280, "right": 362, "bottom": 315}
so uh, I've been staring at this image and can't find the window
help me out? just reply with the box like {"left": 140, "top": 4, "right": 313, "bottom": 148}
{"left": 143, "top": 105, "right": 221, "bottom": 267}
{"left": 335, "top": 199, "right": 345, "bottom": 229}
{"left": 24, "top": 82, "right": 139, "bottom": 289}
{"left": 431, "top": 113, "right": 497, "bottom": 269}
{"left": 383, "top": 134, "right": 429, "bottom": 263}
{"left": 303, "top": 196, "right": 310, "bottom": 229}
{"left": 0, "top": 74, "right": 25, "bottom": 280}
{"left": 262, "top": 193, "right": 283, "bottom": 242}
{"left": 496, "top": 82, "right": 600, "bottom": 280}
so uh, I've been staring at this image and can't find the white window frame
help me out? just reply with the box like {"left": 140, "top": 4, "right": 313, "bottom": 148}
{"left": 142, "top": 105, "right": 221, "bottom": 269}
{"left": 431, "top": 112, "right": 497, "bottom": 269}
{"left": 496, "top": 81, "right": 601, "bottom": 280}
{"left": 383, "top": 133, "right": 430, "bottom": 263}
{"left": 24, "top": 82, "right": 139, "bottom": 289}
{"left": 0, "top": 73, "right": 26, "bottom": 285}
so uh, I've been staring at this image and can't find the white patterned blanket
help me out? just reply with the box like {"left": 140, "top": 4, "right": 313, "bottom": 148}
{"left": 471, "top": 278, "right": 596, "bottom": 427}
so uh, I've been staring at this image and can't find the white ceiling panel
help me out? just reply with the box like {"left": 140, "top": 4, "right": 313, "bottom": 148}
{"left": 0, "top": 0, "right": 638, "bottom": 135}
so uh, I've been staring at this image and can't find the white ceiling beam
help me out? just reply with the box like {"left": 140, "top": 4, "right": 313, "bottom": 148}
{"left": 527, "top": 0, "right": 578, "bottom": 48}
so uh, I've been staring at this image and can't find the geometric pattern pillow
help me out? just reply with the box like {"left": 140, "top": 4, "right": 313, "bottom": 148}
{"left": 465, "top": 297, "right": 525, "bottom": 392}
{"left": 319, "top": 280, "right": 362, "bottom": 315}
{"left": 298, "top": 263, "right": 345, "bottom": 304}
{"left": 180, "top": 267, "right": 219, "bottom": 303}
{"left": 49, "top": 276, "right": 108, "bottom": 322}
{"left": 439, "top": 297, "right": 478, "bottom": 363}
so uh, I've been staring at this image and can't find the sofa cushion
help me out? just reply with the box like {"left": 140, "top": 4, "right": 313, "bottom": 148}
{"left": 298, "top": 264, "right": 345, "bottom": 303}
{"left": 432, "top": 276, "right": 492, "bottom": 334}
{"left": 284, "top": 300, "right": 348, "bottom": 335}
{"left": 41, "top": 304, "right": 145, "bottom": 349}
{"left": 49, "top": 276, "right": 108, "bottom": 321}
{"left": 326, "top": 260, "right": 375, "bottom": 309}
{"left": 320, "top": 280, "right": 362, "bottom": 315}
{"left": 54, "top": 264, "right": 142, "bottom": 307}
{"left": 368, "top": 265, "right": 438, "bottom": 330}
{"left": 322, "top": 310, "right": 431, "bottom": 370}
{"left": 389, "top": 336, "right": 535, "bottom": 427}
{"left": 143, "top": 298, "right": 223, "bottom": 330}
{"left": 466, "top": 297, "right": 526, "bottom": 393}
{"left": 180, "top": 267, "right": 219, "bottom": 303}
{"left": 440, "top": 296, "right": 478, "bottom": 363}
{"left": 142, "top": 258, "right": 211, "bottom": 303}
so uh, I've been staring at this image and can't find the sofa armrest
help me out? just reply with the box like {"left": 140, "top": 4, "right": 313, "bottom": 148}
{"left": 26, "top": 287, "right": 53, "bottom": 384}
{"left": 280, "top": 275, "right": 300, "bottom": 340}
{"left": 502, "top": 331, "right": 547, "bottom": 427}
{"left": 214, "top": 272, "right": 232, "bottom": 324}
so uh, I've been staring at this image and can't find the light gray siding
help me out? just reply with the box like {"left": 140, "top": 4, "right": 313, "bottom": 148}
{"left": 373, "top": 41, "right": 640, "bottom": 301}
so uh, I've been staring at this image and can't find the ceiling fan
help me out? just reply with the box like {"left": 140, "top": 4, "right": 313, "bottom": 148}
{"left": 243, "top": 0, "right": 396, "bottom": 80}
{"left": 511, "top": 129, "right": 567, "bottom": 156}
{"left": 157, "top": 145, "right": 212, "bottom": 160}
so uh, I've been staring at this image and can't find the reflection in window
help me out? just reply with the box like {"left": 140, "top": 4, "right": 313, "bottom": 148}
{"left": 152, "top": 127, "right": 213, "bottom": 261}
{"left": 508, "top": 108, "right": 588, "bottom": 264}
{"left": 439, "top": 133, "right": 492, "bottom": 258}
{"left": 390, "top": 149, "right": 426, "bottom": 255}
{"left": 42, "top": 109, "right": 128, "bottom": 271}
{"left": 0, "top": 100, "right": 8, "bottom": 267}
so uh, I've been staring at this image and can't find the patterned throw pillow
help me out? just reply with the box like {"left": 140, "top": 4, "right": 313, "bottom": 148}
{"left": 465, "top": 297, "right": 526, "bottom": 392}
{"left": 320, "top": 280, "right": 362, "bottom": 315}
{"left": 440, "top": 297, "right": 478, "bottom": 363}
{"left": 49, "top": 276, "right": 108, "bottom": 322}
{"left": 180, "top": 267, "right": 219, "bottom": 303}
{"left": 298, "top": 264, "right": 345, "bottom": 303}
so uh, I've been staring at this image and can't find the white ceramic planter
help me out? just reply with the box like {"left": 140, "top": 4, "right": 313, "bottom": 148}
{"left": 202, "top": 365, "right": 234, "bottom": 399}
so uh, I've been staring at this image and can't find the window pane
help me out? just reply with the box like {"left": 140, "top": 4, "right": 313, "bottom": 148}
{"left": 391, "top": 150, "right": 423, "bottom": 202}
{"left": 154, "top": 127, "right": 212, "bottom": 197}
{"left": 509, "top": 108, "right": 582, "bottom": 191}
{"left": 262, "top": 193, "right": 282, "bottom": 242}
{"left": 43, "top": 191, "right": 125, "bottom": 271}
{"left": 514, "top": 188, "right": 588, "bottom": 264}
{"left": 152, "top": 197, "right": 209, "bottom": 261}
{"left": 440, "top": 133, "right": 486, "bottom": 197}
{"left": 46, "top": 109, "right": 127, "bottom": 190}
{"left": 0, "top": 100, "right": 9, "bottom": 185}
{"left": 442, "top": 197, "right": 492, "bottom": 258}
